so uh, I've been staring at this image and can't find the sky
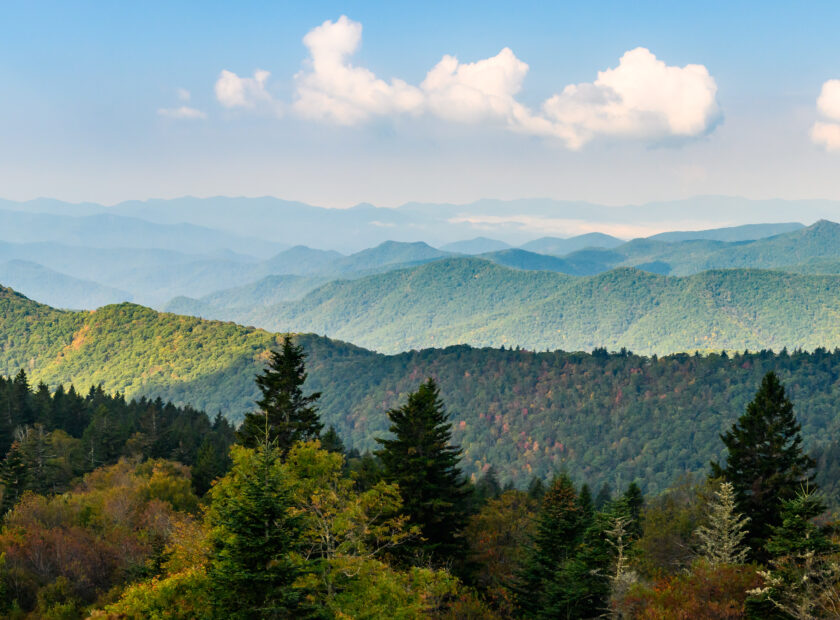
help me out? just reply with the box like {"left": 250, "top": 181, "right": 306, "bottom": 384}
{"left": 1, "top": 1, "right": 839, "bottom": 208}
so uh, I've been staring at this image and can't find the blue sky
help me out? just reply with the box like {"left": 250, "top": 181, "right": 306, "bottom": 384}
{"left": 1, "top": 1, "right": 839, "bottom": 207}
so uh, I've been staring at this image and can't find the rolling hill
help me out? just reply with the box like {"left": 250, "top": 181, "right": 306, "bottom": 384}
{"left": 519, "top": 232, "right": 624, "bottom": 255}
{"left": 248, "top": 257, "right": 840, "bottom": 354}
{"left": 3, "top": 286, "right": 840, "bottom": 493}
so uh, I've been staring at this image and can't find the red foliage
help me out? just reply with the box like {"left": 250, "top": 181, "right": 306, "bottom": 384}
{"left": 620, "top": 562, "right": 762, "bottom": 619}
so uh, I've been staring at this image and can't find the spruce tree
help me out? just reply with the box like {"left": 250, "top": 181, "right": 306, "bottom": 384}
{"left": 579, "top": 483, "right": 594, "bottom": 521}
{"left": 515, "top": 473, "right": 588, "bottom": 618}
{"left": 0, "top": 441, "right": 29, "bottom": 513}
{"left": 319, "top": 425, "right": 345, "bottom": 454}
{"left": 375, "top": 378, "right": 469, "bottom": 567}
{"left": 711, "top": 372, "right": 815, "bottom": 560}
{"left": 207, "top": 444, "right": 302, "bottom": 618}
{"left": 748, "top": 488, "right": 838, "bottom": 618}
{"left": 238, "top": 335, "right": 322, "bottom": 454}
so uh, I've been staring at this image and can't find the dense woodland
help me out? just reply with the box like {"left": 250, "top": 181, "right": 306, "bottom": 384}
{"left": 7, "top": 285, "right": 840, "bottom": 495}
{"left": 1, "top": 337, "right": 839, "bottom": 618}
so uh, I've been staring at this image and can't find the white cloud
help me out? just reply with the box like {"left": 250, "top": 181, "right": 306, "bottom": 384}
{"left": 217, "top": 16, "right": 721, "bottom": 148}
{"left": 817, "top": 79, "right": 840, "bottom": 121}
{"left": 539, "top": 48, "right": 720, "bottom": 148}
{"left": 215, "top": 69, "right": 274, "bottom": 109}
{"left": 177, "top": 88, "right": 191, "bottom": 102}
{"left": 421, "top": 48, "right": 529, "bottom": 124}
{"left": 812, "top": 80, "right": 840, "bottom": 151}
{"left": 293, "top": 16, "right": 423, "bottom": 124}
{"left": 811, "top": 121, "right": 840, "bottom": 151}
{"left": 157, "top": 106, "right": 207, "bottom": 120}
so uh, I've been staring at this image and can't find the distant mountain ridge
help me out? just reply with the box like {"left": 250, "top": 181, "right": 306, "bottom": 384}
{"left": 2, "top": 195, "right": 836, "bottom": 251}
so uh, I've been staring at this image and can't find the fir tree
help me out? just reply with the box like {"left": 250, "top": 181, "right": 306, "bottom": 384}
{"left": 711, "top": 372, "right": 815, "bottom": 560}
{"left": 515, "top": 473, "right": 588, "bottom": 618}
{"left": 0, "top": 441, "right": 29, "bottom": 513}
{"left": 207, "top": 444, "right": 302, "bottom": 619}
{"left": 319, "top": 425, "right": 345, "bottom": 454}
{"left": 474, "top": 466, "right": 502, "bottom": 505}
{"left": 579, "top": 483, "right": 594, "bottom": 521}
{"left": 238, "top": 335, "right": 322, "bottom": 454}
{"left": 595, "top": 482, "right": 612, "bottom": 510}
{"left": 527, "top": 476, "right": 546, "bottom": 501}
{"left": 375, "top": 378, "right": 470, "bottom": 567}
{"left": 695, "top": 481, "right": 750, "bottom": 567}
{"left": 748, "top": 487, "right": 839, "bottom": 619}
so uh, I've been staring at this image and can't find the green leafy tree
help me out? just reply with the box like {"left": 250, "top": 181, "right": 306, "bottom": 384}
{"left": 375, "top": 378, "right": 470, "bottom": 568}
{"left": 238, "top": 335, "right": 322, "bottom": 454}
{"left": 206, "top": 445, "right": 303, "bottom": 619}
{"left": 711, "top": 372, "right": 815, "bottom": 560}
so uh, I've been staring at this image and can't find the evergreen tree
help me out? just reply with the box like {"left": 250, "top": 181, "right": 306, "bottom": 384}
{"left": 0, "top": 441, "right": 29, "bottom": 513}
{"left": 319, "top": 425, "right": 345, "bottom": 454}
{"left": 474, "top": 466, "right": 502, "bottom": 505}
{"left": 237, "top": 336, "right": 322, "bottom": 454}
{"left": 747, "top": 488, "right": 838, "bottom": 619}
{"left": 711, "top": 372, "right": 815, "bottom": 560}
{"left": 207, "top": 445, "right": 302, "bottom": 619}
{"left": 527, "top": 476, "right": 546, "bottom": 501}
{"left": 375, "top": 378, "right": 470, "bottom": 568}
{"left": 578, "top": 483, "right": 594, "bottom": 521}
{"left": 620, "top": 482, "right": 644, "bottom": 539}
{"left": 515, "top": 473, "right": 588, "bottom": 618}
{"left": 695, "top": 481, "right": 750, "bottom": 567}
{"left": 595, "top": 482, "right": 612, "bottom": 510}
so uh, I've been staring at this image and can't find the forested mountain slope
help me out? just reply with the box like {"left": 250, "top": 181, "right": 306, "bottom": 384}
{"left": 242, "top": 258, "right": 840, "bottom": 354}
{"left": 3, "top": 285, "right": 840, "bottom": 493}
{"left": 564, "top": 220, "right": 840, "bottom": 275}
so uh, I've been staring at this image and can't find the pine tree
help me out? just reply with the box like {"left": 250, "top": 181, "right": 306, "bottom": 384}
{"left": 207, "top": 444, "right": 302, "bottom": 618}
{"left": 515, "top": 473, "right": 588, "bottom": 618}
{"left": 711, "top": 372, "right": 815, "bottom": 560}
{"left": 375, "top": 378, "right": 470, "bottom": 568}
{"left": 238, "top": 336, "right": 322, "bottom": 454}
{"left": 695, "top": 481, "right": 750, "bottom": 567}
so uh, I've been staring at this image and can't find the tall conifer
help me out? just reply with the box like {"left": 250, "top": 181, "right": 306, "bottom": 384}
{"left": 375, "top": 378, "right": 469, "bottom": 567}
{"left": 711, "top": 371, "right": 814, "bottom": 560}
{"left": 515, "top": 473, "right": 588, "bottom": 618}
{"left": 238, "top": 335, "right": 322, "bottom": 454}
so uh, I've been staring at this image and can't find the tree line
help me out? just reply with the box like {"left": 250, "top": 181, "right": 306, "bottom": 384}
{"left": 1, "top": 336, "right": 838, "bottom": 617}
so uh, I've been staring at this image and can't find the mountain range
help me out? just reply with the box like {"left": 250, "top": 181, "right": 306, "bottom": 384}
{"left": 3, "top": 285, "right": 840, "bottom": 493}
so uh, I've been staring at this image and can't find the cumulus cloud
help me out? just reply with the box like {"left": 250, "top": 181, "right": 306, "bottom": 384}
{"left": 421, "top": 48, "right": 530, "bottom": 124}
{"left": 217, "top": 16, "right": 721, "bottom": 148}
{"left": 157, "top": 106, "right": 207, "bottom": 120}
{"left": 539, "top": 48, "right": 720, "bottom": 148}
{"left": 293, "top": 16, "right": 423, "bottom": 124}
{"left": 812, "top": 80, "right": 840, "bottom": 151}
{"left": 215, "top": 69, "right": 275, "bottom": 110}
